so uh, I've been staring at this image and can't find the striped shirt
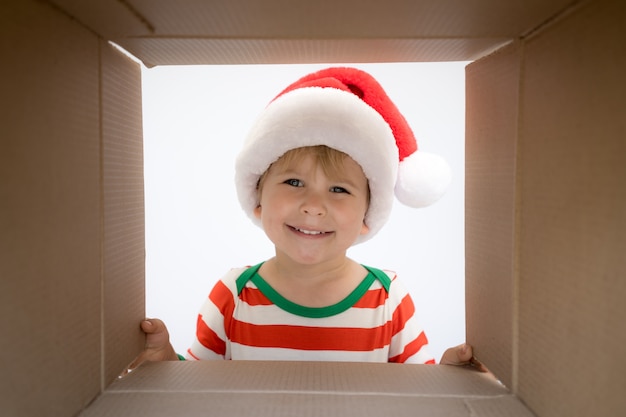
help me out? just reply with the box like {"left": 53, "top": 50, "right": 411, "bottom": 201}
{"left": 187, "top": 263, "right": 435, "bottom": 364}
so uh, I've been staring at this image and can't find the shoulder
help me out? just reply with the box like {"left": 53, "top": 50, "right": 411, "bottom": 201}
{"left": 208, "top": 266, "right": 254, "bottom": 296}
{"left": 221, "top": 266, "right": 251, "bottom": 282}
{"left": 361, "top": 264, "right": 396, "bottom": 278}
{"left": 215, "top": 266, "right": 248, "bottom": 285}
{"left": 363, "top": 266, "right": 412, "bottom": 303}
{"left": 362, "top": 265, "right": 404, "bottom": 291}
{"left": 204, "top": 265, "right": 259, "bottom": 310}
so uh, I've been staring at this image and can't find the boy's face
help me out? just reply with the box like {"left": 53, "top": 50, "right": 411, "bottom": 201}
{"left": 253, "top": 152, "right": 370, "bottom": 266}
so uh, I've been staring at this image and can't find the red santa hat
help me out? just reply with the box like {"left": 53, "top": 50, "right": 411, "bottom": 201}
{"left": 235, "top": 67, "right": 451, "bottom": 244}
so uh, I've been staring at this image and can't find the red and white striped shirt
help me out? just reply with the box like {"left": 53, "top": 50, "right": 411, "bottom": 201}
{"left": 187, "top": 263, "right": 435, "bottom": 364}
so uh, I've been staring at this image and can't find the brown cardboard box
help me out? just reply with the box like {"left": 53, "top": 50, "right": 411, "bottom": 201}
{"left": 1, "top": 1, "right": 624, "bottom": 416}
{"left": 1, "top": 1, "right": 144, "bottom": 415}
{"left": 466, "top": 1, "right": 626, "bottom": 415}
{"left": 81, "top": 361, "right": 534, "bottom": 417}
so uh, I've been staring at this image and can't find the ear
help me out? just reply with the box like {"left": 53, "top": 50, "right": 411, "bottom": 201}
{"left": 359, "top": 221, "right": 370, "bottom": 236}
{"left": 253, "top": 205, "right": 262, "bottom": 219}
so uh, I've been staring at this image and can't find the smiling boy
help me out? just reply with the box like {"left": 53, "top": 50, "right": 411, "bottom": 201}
{"left": 130, "top": 67, "right": 480, "bottom": 368}
{"left": 254, "top": 146, "right": 370, "bottom": 279}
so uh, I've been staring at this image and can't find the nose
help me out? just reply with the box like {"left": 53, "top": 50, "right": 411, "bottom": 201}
{"left": 301, "top": 190, "right": 326, "bottom": 216}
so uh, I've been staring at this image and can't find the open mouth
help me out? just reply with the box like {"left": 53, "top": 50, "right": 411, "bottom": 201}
{"left": 289, "top": 226, "right": 331, "bottom": 236}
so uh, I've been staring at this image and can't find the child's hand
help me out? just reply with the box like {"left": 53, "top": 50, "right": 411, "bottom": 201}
{"left": 439, "top": 343, "right": 489, "bottom": 372}
{"left": 124, "top": 318, "right": 179, "bottom": 374}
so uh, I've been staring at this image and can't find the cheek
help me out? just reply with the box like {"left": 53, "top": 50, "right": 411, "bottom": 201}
{"left": 254, "top": 190, "right": 288, "bottom": 224}
{"left": 336, "top": 201, "right": 369, "bottom": 230}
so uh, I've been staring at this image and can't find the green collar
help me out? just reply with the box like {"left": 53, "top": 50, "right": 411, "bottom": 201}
{"left": 235, "top": 262, "right": 391, "bottom": 318}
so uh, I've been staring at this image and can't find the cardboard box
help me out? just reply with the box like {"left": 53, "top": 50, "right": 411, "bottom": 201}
{"left": 466, "top": 2, "right": 626, "bottom": 415}
{"left": 1, "top": 0, "right": 624, "bottom": 416}
{"left": 81, "top": 361, "right": 534, "bottom": 417}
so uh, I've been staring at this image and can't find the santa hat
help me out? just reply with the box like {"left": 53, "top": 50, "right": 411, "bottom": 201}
{"left": 235, "top": 67, "right": 451, "bottom": 244}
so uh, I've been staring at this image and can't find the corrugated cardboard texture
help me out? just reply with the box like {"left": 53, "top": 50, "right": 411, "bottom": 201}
{"left": 466, "top": 0, "right": 626, "bottom": 415}
{"left": 465, "top": 42, "right": 522, "bottom": 390}
{"left": 517, "top": 0, "right": 626, "bottom": 415}
{"left": 101, "top": 40, "right": 146, "bottom": 385}
{"left": 119, "top": 38, "right": 506, "bottom": 67}
{"left": 1, "top": 1, "right": 102, "bottom": 415}
{"left": 50, "top": 0, "right": 574, "bottom": 65}
{"left": 1, "top": 1, "right": 145, "bottom": 415}
{"left": 102, "top": 42, "right": 145, "bottom": 385}
{"left": 79, "top": 361, "right": 534, "bottom": 417}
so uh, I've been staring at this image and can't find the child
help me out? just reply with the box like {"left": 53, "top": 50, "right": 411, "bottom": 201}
{"left": 131, "top": 67, "right": 480, "bottom": 369}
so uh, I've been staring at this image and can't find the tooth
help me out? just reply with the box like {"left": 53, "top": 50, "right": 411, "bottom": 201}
{"left": 298, "top": 228, "right": 322, "bottom": 235}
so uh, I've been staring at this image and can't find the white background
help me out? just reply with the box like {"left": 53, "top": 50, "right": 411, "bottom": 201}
{"left": 142, "top": 62, "right": 468, "bottom": 361}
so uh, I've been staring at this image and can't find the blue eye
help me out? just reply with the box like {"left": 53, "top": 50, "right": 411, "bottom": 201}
{"left": 330, "top": 186, "right": 349, "bottom": 194}
{"left": 284, "top": 179, "right": 303, "bottom": 187}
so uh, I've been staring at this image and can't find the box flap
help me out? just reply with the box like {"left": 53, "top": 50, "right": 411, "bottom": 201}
{"left": 50, "top": 0, "right": 575, "bottom": 65}
{"left": 79, "top": 361, "right": 535, "bottom": 417}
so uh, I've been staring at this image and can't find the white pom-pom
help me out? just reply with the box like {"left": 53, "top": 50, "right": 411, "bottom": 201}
{"left": 395, "top": 151, "right": 452, "bottom": 208}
